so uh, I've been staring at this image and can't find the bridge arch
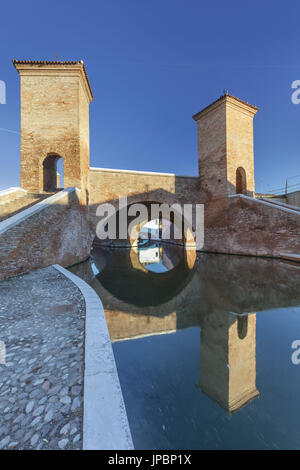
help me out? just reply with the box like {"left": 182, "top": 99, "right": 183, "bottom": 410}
{"left": 92, "top": 198, "right": 197, "bottom": 250}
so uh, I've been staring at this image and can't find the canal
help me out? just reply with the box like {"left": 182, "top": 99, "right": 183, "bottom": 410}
{"left": 70, "top": 242, "right": 300, "bottom": 450}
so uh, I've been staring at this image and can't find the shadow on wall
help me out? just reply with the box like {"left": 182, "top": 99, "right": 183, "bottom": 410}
{"left": 87, "top": 170, "right": 300, "bottom": 259}
{"left": 1, "top": 163, "right": 300, "bottom": 281}
{"left": 0, "top": 188, "right": 90, "bottom": 281}
{"left": 87, "top": 172, "right": 232, "bottom": 251}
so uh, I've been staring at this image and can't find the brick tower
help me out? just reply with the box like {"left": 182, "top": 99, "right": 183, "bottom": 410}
{"left": 193, "top": 94, "right": 258, "bottom": 201}
{"left": 13, "top": 60, "right": 93, "bottom": 199}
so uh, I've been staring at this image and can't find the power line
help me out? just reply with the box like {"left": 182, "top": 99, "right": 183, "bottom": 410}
{"left": 287, "top": 174, "right": 300, "bottom": 181}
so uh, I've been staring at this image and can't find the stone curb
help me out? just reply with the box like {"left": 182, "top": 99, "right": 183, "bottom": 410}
{"left": 53, "top": 264, "right": 134, "bottom": 450}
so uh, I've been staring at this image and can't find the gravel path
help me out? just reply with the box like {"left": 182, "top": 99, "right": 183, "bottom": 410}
{"left": 0, "top": 266, "right": 85, "bottom": 450}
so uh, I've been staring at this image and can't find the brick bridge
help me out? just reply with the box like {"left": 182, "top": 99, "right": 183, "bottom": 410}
{"left": 0, "top": 60, "right": 300, "bottom": 280}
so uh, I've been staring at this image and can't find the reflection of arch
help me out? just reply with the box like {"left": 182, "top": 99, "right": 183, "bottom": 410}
{"left": 43, "top": 154, "right": 63, "bottom": 191}
{"left": 92, "top": 244, "right": 196, "bottom": 307}
{"left": 236, "top": 167, "right": 247, "bottom": 195}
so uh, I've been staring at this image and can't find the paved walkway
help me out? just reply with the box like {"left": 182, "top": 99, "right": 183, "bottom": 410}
{"left": 0, "top": 266, "right": 85, "bottom": 450}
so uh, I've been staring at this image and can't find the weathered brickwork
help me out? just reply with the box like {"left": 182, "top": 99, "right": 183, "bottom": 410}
{"left": 0, "top": 60, "right": 299, "bottom": 280}
{"left": 226, "top": 99, "right": 256, "bottom": 197}
{"left": 0, "top": 189, "right": 90, "bottom": 281}
{"left": 193, "top": 94, "right": 257, "bottom": 201}
{"left": 0, "top": 193, "right": 49, "bottom": 222}
{"left": 89, "top": 170, "right": 200, "bottom": 205}
{"left": 203, "top": 195, "right": 300, "bottom": 258}
{"left": 287, "top": 190, "right": 300, "bottom": 208}
{"left": 0, "top": 189, "right": 26, "bottom": 204}
{"left": 13, "top": 61, "right": 92, "bottom": 199}
{"left": 88, "top": 168, "right": 200, "bottom": 238}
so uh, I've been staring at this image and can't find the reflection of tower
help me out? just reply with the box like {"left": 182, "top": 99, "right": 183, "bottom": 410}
{"left": 198, "top": 311, "right": 259, "bottom": 412}
{"left": 138, "top": 244, "right": 161, "bottom": 264}
{"left": 140, "top": 219, "right": 160, "bottom": 240}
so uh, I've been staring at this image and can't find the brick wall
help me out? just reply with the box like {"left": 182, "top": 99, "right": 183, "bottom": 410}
{"left": 193, "top": 94, "right": 257, "bottom": 201}
{"left": 0, "top": 192, "right": 48, "bottom": 222}
{"left": 14, "top": 61, "right": 93, "bottom": 196}
{"left": 287, "top": 190, "right": 300, "bottom": 208}
{"left": 88, "top": 168, "right": 201, "bottom": 238}
{"left": 204, "top": 195, "right": 300, "bottom": 258}
{"left": 0, "top": 188, "right": 90, "bottom": 280}
{"left": 0, "top": 188, "right": 26, "bottom": 204}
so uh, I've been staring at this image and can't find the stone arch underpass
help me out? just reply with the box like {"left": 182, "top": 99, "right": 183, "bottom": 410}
{"left": 87, "top": 169, "right": 201, "bottom": 247}
{"left": 90, "top": 196, "right": 199, "bottom": 251}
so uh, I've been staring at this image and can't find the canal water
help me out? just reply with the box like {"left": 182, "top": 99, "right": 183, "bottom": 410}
{"left": 70, "top": 242, "right": 300, "bottom": 450}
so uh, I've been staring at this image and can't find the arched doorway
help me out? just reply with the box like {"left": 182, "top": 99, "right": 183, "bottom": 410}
{"left": 43, "top": 154, "right": 63, "bottom": 192}
{"left": 236, "top": 167, "right": 247, "bottom": 195}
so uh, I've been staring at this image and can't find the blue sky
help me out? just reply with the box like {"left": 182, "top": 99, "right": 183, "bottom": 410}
{"left": 0, "top": 0, "right": 300, "bottom": 193}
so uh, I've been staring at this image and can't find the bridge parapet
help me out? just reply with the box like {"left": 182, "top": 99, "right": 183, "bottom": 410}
{"left": 0, "top": 187, "right": 90, "bottom": 280}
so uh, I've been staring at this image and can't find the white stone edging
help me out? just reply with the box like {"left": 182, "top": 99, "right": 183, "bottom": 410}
{"left": 0, "top": 187, "right": 27, "bottom": 197}
{"left": 53, "top": 264, "right": 134, "bottom": 450}
{"left": 0, "top": 187, "right": 76, "bottom": 236}
{"left": 90, "top": 166, "right": 175, "bottom": 176}
{"left": 229, "top": 193, "right": 300, "bottom": 216}
{"left": 90, "top": 167, "right": 198, "bottom": 179}
{"left": 260, "top": 197, "right": 300, "bottom": 213}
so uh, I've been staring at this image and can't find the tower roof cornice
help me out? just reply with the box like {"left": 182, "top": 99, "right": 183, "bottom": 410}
{"left": 192, "top": 93, "right": 258, "bottom": 121}
{"left": 12, "top": 59, "right": 93, "bottom": 103}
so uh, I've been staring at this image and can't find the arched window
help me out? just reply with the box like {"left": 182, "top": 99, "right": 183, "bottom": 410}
{"left": 43, "top": 154, "right": 63, "bottom": 191}
{"left": 236, "top": 167, "right": 247, "bottom": 195}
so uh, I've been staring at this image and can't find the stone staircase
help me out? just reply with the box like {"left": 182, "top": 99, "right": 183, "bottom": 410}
{"left": 0, "top": 193, "right": 53, "bottom": 222}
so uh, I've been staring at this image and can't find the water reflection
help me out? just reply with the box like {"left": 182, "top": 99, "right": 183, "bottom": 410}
{"left": 138, "top": 242, "right": 166, "bottom": 273}
{"left": 70, "top": 243, "right": 300, "bottom": 449}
